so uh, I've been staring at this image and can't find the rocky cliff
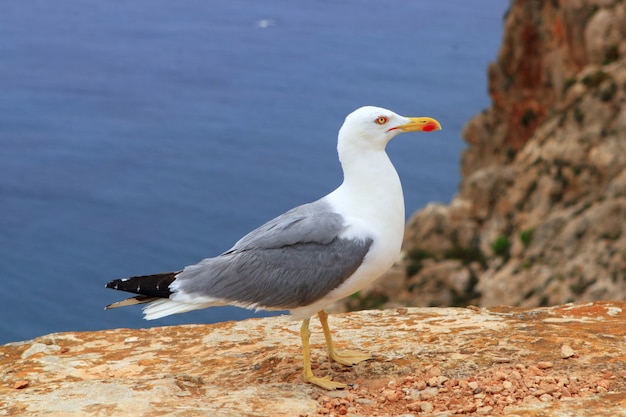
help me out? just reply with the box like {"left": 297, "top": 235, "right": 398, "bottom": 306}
{"left": 344, "top": 0, "right": 626, "bottom": 312}
{"left": 1, "top": 302, "right": 625, "bottom": 416}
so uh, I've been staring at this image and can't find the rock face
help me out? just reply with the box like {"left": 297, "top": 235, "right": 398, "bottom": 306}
{"left": 350, "top": 0, "right": 626, "bottom": 311}
{"left": 1, "top": 302, "right": 626, "bottom": 416}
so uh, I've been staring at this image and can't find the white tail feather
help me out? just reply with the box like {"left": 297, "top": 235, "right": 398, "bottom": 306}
{"left": 142, "top": 299, "right": 215, "bottom": 320}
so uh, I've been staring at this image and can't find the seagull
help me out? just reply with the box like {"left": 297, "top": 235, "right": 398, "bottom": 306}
{"left": 105, "top": 106, "right": 442, "bottom": 389}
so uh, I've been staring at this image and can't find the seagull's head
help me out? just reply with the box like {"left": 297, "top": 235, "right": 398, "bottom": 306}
{"left": 338, "top": 106, "right": 442, "bottom": 151}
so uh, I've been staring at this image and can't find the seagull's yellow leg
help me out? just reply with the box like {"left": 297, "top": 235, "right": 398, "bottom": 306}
{"left": 318, "top": 310, "right": 371, "bottom": 366}
{"left": 301, "top": 319, "right": 346, "bottom": 390}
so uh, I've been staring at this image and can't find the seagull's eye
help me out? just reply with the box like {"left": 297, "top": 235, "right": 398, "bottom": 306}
{"left": 375, "top": 116, "right": 388, "bottom": 125}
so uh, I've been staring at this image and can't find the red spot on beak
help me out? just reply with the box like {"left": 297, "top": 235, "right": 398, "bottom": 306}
{"left": 422, "top": 122, "right": 438, "bottom": 132}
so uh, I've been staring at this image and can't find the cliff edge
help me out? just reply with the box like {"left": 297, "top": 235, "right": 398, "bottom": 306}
{"left": 1, "top": 302, "right": 625, "bottom": 416}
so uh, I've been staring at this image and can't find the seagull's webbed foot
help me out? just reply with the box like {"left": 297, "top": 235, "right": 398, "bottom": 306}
{"left": 328, "top": 348, "right": 371, "bottom": 366}
{"left": 304, "top": 374, "right": 347, "bottom": 390}
{"left": 318, "top": 310, "right": 372, "bottom": 366}
{"left": 301, "top": 319, "right": 346, "bottom": 390}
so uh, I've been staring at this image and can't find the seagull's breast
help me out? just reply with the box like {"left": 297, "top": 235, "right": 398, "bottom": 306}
{"left": 325, "top": 184, "right": 405, "bottom": 291}
{"left": 288, "top": 152, "right": 405, "bottom": 319}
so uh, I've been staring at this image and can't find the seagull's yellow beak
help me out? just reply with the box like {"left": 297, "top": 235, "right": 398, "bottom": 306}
{"left": 391, "top": 117, "right": 442, "bottom": 133}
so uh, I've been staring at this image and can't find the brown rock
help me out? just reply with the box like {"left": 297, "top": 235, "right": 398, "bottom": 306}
{"left": 345, "top": 0, "right": 626, "bottom": 313}
{"left": 0, "top": 302, "right": 625, "bottom": 416}
{"left": 584, "top": 7, "right": 626, "bottom": 65}
{"left": 13, "top": 380, "right": 29, "bottom": 390}
{"left": 420, "top": 401, "right": 434, "bottom": 413}
{"left": 537, "top": 361, "right": 555, "bottom": 370}
{"left": 561, "top": 344, "right": 576, "bottom": 359}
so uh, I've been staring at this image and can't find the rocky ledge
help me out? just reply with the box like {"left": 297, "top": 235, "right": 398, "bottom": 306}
{"left": 1, "top": 301, "right": 625, "bottom": 416}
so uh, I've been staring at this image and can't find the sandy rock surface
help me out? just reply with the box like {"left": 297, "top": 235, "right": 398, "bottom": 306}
{"left": 1, "top": 301, "right": 625, "bottom": 416}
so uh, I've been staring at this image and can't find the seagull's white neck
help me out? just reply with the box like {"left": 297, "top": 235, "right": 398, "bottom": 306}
{"left": 330, "top": 140, "right": 405, "bottom": 228}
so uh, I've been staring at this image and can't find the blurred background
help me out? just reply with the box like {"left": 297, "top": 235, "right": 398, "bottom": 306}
{"left": 0, "top": 0, "right": 508, "bottom": 344}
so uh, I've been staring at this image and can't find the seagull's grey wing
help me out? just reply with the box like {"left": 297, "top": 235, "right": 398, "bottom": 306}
{"left": 173, "top": 200, "right": 373, "bottom": 309}
{"left": 230, "top": 199, "right": 345, "bottom": 250}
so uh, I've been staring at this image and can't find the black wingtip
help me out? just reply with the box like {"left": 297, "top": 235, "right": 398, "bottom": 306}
{"left": 105, "top": 279, "right": 122, "bottom": 290}
{"left": 104, "top": 272, "right": 179, "bottom": 298}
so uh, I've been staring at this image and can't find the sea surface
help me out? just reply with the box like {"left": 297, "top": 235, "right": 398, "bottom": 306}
{"left": 0, "top": 0, "right": 508, "bottom": 344}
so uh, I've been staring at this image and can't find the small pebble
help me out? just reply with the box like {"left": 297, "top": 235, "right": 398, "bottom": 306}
{"left": 420, "top": 401, "right": 434, "bottom": 413}
{"left": 539, "top": 393, "right": 554, "bottom": 402}
{"left": 486, "top": 385, "right": 503, "bottom": 393}
{"left": 561, "top": 344, "right": 575, "bottom": 359}
{"left": 477, "top": 405, "right": 494, "bottom": 415}
{"left": 407, "top": 401, "right": 422, "bottom": 411}
{"left": 385, "top": 391, "right": 399, "bottom": 402}
{"left": 601, "top": 370, "right": 614, "bottom": 380}
{"left": 328, "top": 390, "right": 351, "bottom": 398}
{"left": 427, "top": 375, "right": 448, "bottom": 387}
{"left": 524, "top": 395, "right": 541, "bottom": 404}
{"left": 419, "top": 387, "right": 438, "bottom": 400}
{"left": 494, "top": 371, "right": 507, "bottom": 380}
{"left": 536, "top": 361, "right": 554, "bottom": 369}
{"left": 14, "top": 380, "right": 29, "bottom": 389}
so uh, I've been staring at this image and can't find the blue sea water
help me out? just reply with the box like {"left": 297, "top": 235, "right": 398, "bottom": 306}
{"left": 0, "top": 0, "right": 508, "bottom": 345}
